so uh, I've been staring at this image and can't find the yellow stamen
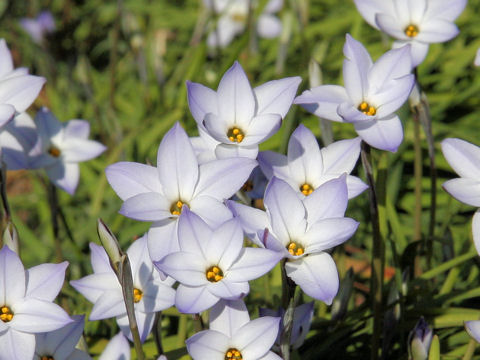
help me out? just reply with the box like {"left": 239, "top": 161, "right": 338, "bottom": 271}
{"left": 206, "top": 265, "right": 224, "bottom": 282}
{"left": 404, "top": 24, "right": 419, "bottom": 37}
{"left": 48, "top": 145, "right": 61, "bottom": 158}
{"left": 41, "top": 356, "right": 55, "bottom": 360}
{"left": 300, "top": 183, "right": 314, "bottom": 196}
{"left": 133, "top": 288, "right": 143, "bottom": 303}
{"left": 225, "top": 348, "right": 243, "bottom": 360}
{"left": 0, "top": 305, "right": 13, "bottom": 322}
{"left": 227, "top": 127, "right": 245, "bottom": 143}
{"left": 357, "top": 101, "right": 376, "bottom": 116}
{"left": 241, "top": 180, "right": 254, "bottom": 192}
{"left": 170, "top": 200, "right": 185, "bottom": 216}
{"left": 231, "top": 13, "right": 246, "bottom": 23}
{"left": 287, "top": 242, "right": 305, "bottom": 256}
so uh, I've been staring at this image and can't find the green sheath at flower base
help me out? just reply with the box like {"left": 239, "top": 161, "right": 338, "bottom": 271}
{"left": 97, "top": 219, "right": 123, "bottom": 272}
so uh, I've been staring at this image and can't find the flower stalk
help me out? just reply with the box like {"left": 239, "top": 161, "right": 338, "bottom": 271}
{"left": 280, "top": 259, "right": 298, "bottom": 360}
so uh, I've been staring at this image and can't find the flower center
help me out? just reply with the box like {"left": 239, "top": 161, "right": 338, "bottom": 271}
{"left": 358, "top": 101, "right": 376, "bottom": 116}
{"left": 241, "top": 180, "right": 254, "bottom": 192}
{"left": 47, "top": 145, "right": 61, "bottom": 158}
{"left": 404, "top": 24, "right": 419, "bottom": 37}
{"left": 227, "top": 127, "right": 245, "bottom": 143}
{"left": 300, "top": 183, "right": 314, "bottom": 196}
{"left": 0, "top": 305, "right": 13, "bottom": 322}
{"left": 170, "top": 200, "right": 185, "bottom": 216}
{"left": 231, "top": 13, "right": 247, "bottom": 23}
{"left": 41, "top": 356, "right": 55, "bottom": 360}
{"left": 287, "top": 242, "right": 305, "bottom": 256}
{"left": 133, "top": 288, "right": 143, "bottom": 303}
{"left": 225, "top": 348, "right": 243, "bottom": 360}
{"left": 206, "top": 265, "right": 224, "bottom": 282}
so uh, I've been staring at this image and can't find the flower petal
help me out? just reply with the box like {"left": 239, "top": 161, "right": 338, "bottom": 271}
{"left": 214, "top": 143, "right": 259, "bottom": 159}
{"left": 119, "top": 192, "right": 171, "bottom": 221}
{"left": 208, "top": 280, "right": 249, "bottom": 300}
{"left": 416, "top": 19, "right": 459, "bottom": 43}
{"left": 239, "top": 113, "right": 282, "bottom": 146}
{"left": 441, "top": 138, "right": 480, "bottom": 179}
{"left": 89, "top": 290, "right": 125, "bottom": 320}
{"left": 285, "top": 252, "right": 339, "bottom": 304}
{"left": 178, "top": 208, "right": 210, "bottom": 257}
{"left": 227, "top": 200, "right": 269, "bottom": 247}
{"left": 254, "top": 76, "right": 301, "bottom": 118}
{"left": 98, "top": 332, "right": 131, "bottom": 360}
{"left": 294, "top": 85, "right": 349, "bottom": 122}
{"left": 148, "top": 219, "right": 179, "bottom": 263}
{"left": 0, "top": 246, "right": 25, "bottom": 305}
{"left": 321, "top": 137, "right": 362, "bottom": 174}
{"left": 155, "top": 252, "right": 207, "bottom": 287}
{"left": 90, "top": 242, "right": 115, "bottom": 274}
{"left": 258, "top": 151, "right": 289, "bottom": 180}
{"left": 354, "top": 114, "right": 403, "bottom": 152}
{"left": 0, "top": 104, "right": 15, "bottom": 127}
{"left": 175, "top": 284, "right": 219, "bottom": 314}
{"left": 208, "top": 219, "right": 243, "bottom": 270}
{"left": 375, "top": 13, "right": 408, "bottom": 41}
{"left": 371, "top": 75, "right": 415, "bottom": 118}
{"left": 138, "top": 278, "right": 175, "bottom": 313}
{"left": 189, "top": 196, "right": 233, "bottom": 228}
{"left": 303, "top": 218, "right": 359, "bottom": 253}
{"left": 257, "top": 14, "right": 282, "bottom": 38}
{"left": 46, "top": 162, "right": 79, "bottom": 195}
{"left": 472, "top": 210, "right": 480, "bottom": 257}
{"left": 0, "top": 40, "right": 14, "bottom": 78}
{"left": 64, "top": 119, "right": 90, "bottom": 139}
{"left": 187, "top": 81, "right": 219, "bottom": 126}
{"left": 209, "top": 299, "right": 250, "bottom": 337}
{"left": 353, "top": 0, "right": 395, "bottom": 29}
{"left": 117, "top": 311, "right": 154, "bottom": 343}
{"left": 25, "top": 261, "right": 68, "bottom": 302}
{"left": 466, "top": 320, "right": 480, "bottom": 343}
{"left": 0, "top": 329, "right": 35, "bottom": 360}
{"left": 186, "top": 329, "right": 228, "bottom": 360}
{"left": 39, "top": 315, "right": 85, "bottom": 359}
{"left": 61, "top": 138, "right": 106, "bottom": 162}
{"left": 0, "top": 75, "right": 45, "bottom": 112}
{"left": 442, "top": 178, "right": 480, "bottom": 207}
{"left": 227, "top": 248, "right": 282, "bottom": 282}
{"left": 70, "top": 273, "right": 120, "bottom": 303}
{"left": 343, "top": 34, "right": 373, "bottom": 104}
{"left": 235, "top": 317, "right": 281, "bottom": 359}
{"left": 425, "top": 0, "right": 466, "bottom": 22}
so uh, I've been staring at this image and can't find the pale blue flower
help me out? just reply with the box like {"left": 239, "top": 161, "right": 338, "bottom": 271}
{"left": 20, "top": 11, "right": 56, "bottom": 44}
{"left": 99, "top": 332, "right": 130, "bottom": 360}
{"left": 295, "top": 34, "right": 414, "bottom": 152}
{"left": 0, "top": 246, "right": 72, "bottom": 360}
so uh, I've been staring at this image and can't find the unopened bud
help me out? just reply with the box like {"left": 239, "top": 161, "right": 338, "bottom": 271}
{"left": 97, "top": 219, "right": 123, "bottom": 272}
{"left": 3, "top": 221, "right": 19, "bottom": 254}
{"left": 409, "top": 317, "right": 433, "bottom": 360}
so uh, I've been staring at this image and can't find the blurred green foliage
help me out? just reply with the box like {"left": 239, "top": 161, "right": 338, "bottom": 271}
{"left": 2, "top": 0, "right": 480, "bottom": 359}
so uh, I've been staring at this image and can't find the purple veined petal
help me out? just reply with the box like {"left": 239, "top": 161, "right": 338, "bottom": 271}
{"left": 117, "top": 310, "right": 154, "bottom": 343}
{"left": 466, "top": 320, "right": 480, "bottom": 343}
{"left": 207, "top": 16, "right": 243, "bottom": 48}
{"left": 227, "top": 248, "right": 282, "bottom": 282}
{"left": 398, "top": 0, "right": 427, "bottom": 25}
{"left": 227, "top": 200, "right": 269, "bottom": 246}
{"left": 125, "top": 235, "right": 150, "bottom": 285}
{"left": 257, "top": 14, "right": 282, "bottom": 38}
{"left": 285, "top": 252, "right": 339, "bottom": 304}
{"left": 472, "top": 211, "right": 480, "bottom": 257}
{"left": 239, "top": 113, "right": 282, "bottom": 146}
{"left": 0, "top": 329, "right": 35, "bottom": 360}
{"left": 424, "top": 0, "right": 467, "bottom": 22}
{"left": 343, "top": 34, "right": 373, "bottom": 105}
{"left": 354, "top": 114, "right": 403, "bottom": 152}
{"left": 46, "top": 161, "right": 79, "bottom": 195}
{"left": 337, "top": 102, "right": 373, "bottom": 123}
{"left": 64, "top": 119, "right": 90, "bottom": 139}
{"left": 209, "top": 299, "right": 250, "bottom": 337}
{"left": 186, "top": 329, "right": 229, "bottom": 360}
{"left": 0, "top": 246, "right": 26, "bottom": 305}
{"left": 89, "top": 290, "right": 125, "bottom": 320}
{"left": 119, "top": 192, "right": 171, "bottom": 221}
{"left": 375, "top": 13, "right": 409, "bottom": 41}
{"left": 442, "top": 178, "right": 480, "bottom": 207}
{"left": 203, "top": 113, "right": 231, "bottom": 144}
{"left": 195, "top": 157, "right": 257, "bottom": 200}
{"left": 214, "top": 143, "right": 259, "bottom": 159}
{"left": 254, "top": 76, "right": 301, "bottom": 119}
{"left": 353, "top": 0, "right": 395, "bottom": 29}
{"left": 157, "top": 123, "right": 198, "bottom": 202}
{"left": 294, "top": 85, "right": 349, "bottom": 122}
{"left": 304, "top": 175, "right": 349, "bottom": 223}
{"left": 374, "top": 75, "right": 415, "bottom": 118}
{"left": 393, "top": 40, "right": 429, "bottom": 68}
{"left": 0, "top": 40, "right": 14, "bottom": 78}
{"left": 291, "top": 302, "right": 314, "bottom": 349}
{"left": 70, "top": 273, "right": 120, "bottom": 303}
{"left": 217, "top": 62, "right": 256, "bottom": 129}
{"left": 186, "top": 81, "right": 219, "bottom": 125}
{"left": 175, "top": 284, "right": 220, "bottom": 314}
{"left": 137, "top": 278, "right": 175, "bottom": 313}
{"left": 303, "top": 218, "right": 359, "bottom": 253}
{"left": 287, "top": 124, "right": 324, "bottom": 187}
{"left": 264, "top": 177, "right": 307, "bottom": 244}
{"left": 0, "top": 75, "right": 45, "bottom": 112}
{"left": 25, "top": 261, "right": 68, "bottom": 302}
{"left": 207, "top": 219, "right": 244, "bottom": 270}
{"left": 416, "top": 18, "right": 460, "bottom": 43}
{"left": 155, "top": 252, "right": 207, "bottom": 287}
{"left": 441, "top": 138, "right": 480, "bottom": 179}
{"left": 321, "top": 137, "right": 362, "bottom": 174}
{"left": 36, "top": 315, "right": 85, "bottom": 360}
{"left": 178, "top": 208, "right": 210, "bottom": 257}
{"left": 0, "top": 104, "right": 15, "bottom": 127}
{"left": 89, "top": 243, "right": 113, "bottom": 274}
{"left": 106, "top": 162, "right": 162, "bottom": 201}
{"left": 265, "top": 0, "right": 283, "bottom": 13}
{"left": 235, "top": 317, "right": 281, "bottom": 359}
{"left": 10, "top": 298, "right": 72, "bottom": 333}
{"left": 98, "top": 332, "right": 131, "bottom": 360}
{"left": 147, "top": 219, "right": 179, "bottom": 263}
{"left": 346, "top": 175, "right": 369, "bottom": 199}
{"left": 258, "top": 151, "right": 289, "bottom": 180}
{"left": 61, "top": 138, "right": 106, "bottom": 162}
{"left": 207, "top": 280, "right": 249, "bottom": 300}
{"left": 189, "top": 195, "right": 233, "bottom": 228}
{"left": 367, "top": 45, "right": 413, "bottom": 94}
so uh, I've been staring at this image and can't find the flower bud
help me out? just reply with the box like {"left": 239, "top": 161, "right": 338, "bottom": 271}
{"left": 408, "top": 317, "right": 433, "bottom": 360}
{"left": 2, "top": 221, "right": 19, "bottom": 254}
{"left": 97, "top": 219, "right": 123, "bottom": 272}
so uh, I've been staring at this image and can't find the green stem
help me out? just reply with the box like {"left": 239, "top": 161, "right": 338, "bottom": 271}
{"left": 152, "top": 312, "right": 164, "bottom": 357}
{"left": 47, "top": 183, "right": 63, "bottom": 262}
{"left": 280, "top": 260, "right": 298, "bottom": 360}
{"left": 462, "top": 338, "right": 476, "bottom": 360}
{"left": 360, "top": 142, "right": 384, "bottom": 360}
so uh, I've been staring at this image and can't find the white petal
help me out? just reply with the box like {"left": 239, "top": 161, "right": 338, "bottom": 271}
{"left": 475, "top": 48, "right": 480, "bottom": 67}
{"left": 227, "top": 248, "right": 282, "bottom": 282}
{"left": 207, "top": 16, "right": 243, "bottom": 48}
{"left": 373, "top": 74, "right": 415, "bottom": 118}
{"left": 304, "top": 175, "right": 348, "bottom": 223}
{"left": 0, "top": 40, "right": 14, "bottom": 78}
{"left": 343, "top": 34, "right": 373, "bottom": 104}
{"left": 189, "top": 196, "right": 233, "bottom": 228}
{"left": 209, "top": 299, "right": 250, "bottom": 337}
{"left": 0, "top": 246, "right": 25, "bottom": 305}
{"left": 393, "top": 40, "right": 429, "bottom": 68}
{"left": 416, "top": 19, "right": 459, "bottom": 43}
{"left": 0, "top": 329, "right": 35, "bottom": 360}
{"left": 441, "top": 138, "right": 480, "bottom": 179}
{"left": 294, "top": 85, "right": 349, "bottom": 122}
{"left": 25, "top": 261, "right": 68, "bottom": 302}
{"left": 0, "top": 75, "right": 45, "bottom": 112}
{"left": 90, "top": 243, "right": 114, "bottom": 274}
{"left": 257, "top": 151, "right": 289, "bottom": 180}
{"left": 472, "top": 211, "right": 480, "bottom": 257}
{"left": 353, "top": 0, "right": 395, "bottom": 29}
{"left": 425, "top": 0, "right": 466, "bottom": 22}
{"left": 61, "top": 138, "right": 106, "bottom": 162}
{"left": 208, "top": 219, "right": 243, "bottom": 270}
{"left": 187, "top": 81, "right": 219, "bottom": 125}
{"left": 207, "top": 280, "right": 249, "bottom": 300}
{"left": 0, "top": 104, "right": 15, "bottom": 127}
{"left": 354, "top": 114, "right": 403, "bottom": 152}
{"left": 176, "top": 284, "right": 219, "bottom": 314}
{"left": 186, "top": 330, "right": 228, "bottom": 360}
{"left": 254, "top": 76, "right": 301, "bottom": 118}
{"left": 46, "top": 162, "right": 79, "bottom": 195}
{"left": 227, "top": 200, "right": 269, "bottom": 246}
{"left": 214, "top": 143, "right": 259, "bottom": 159}
{"left": 442, "top": 178, "right": 480, "bottom": 207}
{"left": 235, "top": 317, "right": 281, "bottom": 359}
{"left": 321, "top": 137, "right": 362, "bottom": 174}
{"left": 64, "top": 119, "right": 90, "bottom": 139}
{"left": 257, "top": 14, "right": 282, "bottom": 38}
{"left": 466, "top": 320, "right": 480, "bottom": 343}
{"left": 303, "top": 218, "right": 359, "bottom": 253}
{"left": 119, "top": 192, "right": 171, "bottom": 221}
{"left": 89, "top": 290, "right": 125, "bottom": 320}
{"left": 40, "top": 315, "right": 85, "bottom": 359}
{"left": 98, "top": 332, "right": 131, "bottom": 360}
{"left": 147, "top": 219, "right": 179, "bottom": 263}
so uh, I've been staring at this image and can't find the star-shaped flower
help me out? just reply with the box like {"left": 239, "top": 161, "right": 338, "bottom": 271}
{"left": 98, "top": 332, "right": 131, "bottom": 360}
{"left": 29, "top": 107, "right": 106, "bottom": 194}
{"left": 354, "top": 0, "right": 467, "bottom": 67}
{"left": 155, "top": 208, "right": 282, "bottom": 314}
{"left": 186, "top": 299, "right": 281, "bottom": 360}
{"left": 70, "top": 235, "right": 176, "bottom": 342}
{"left": 0, "top": 246, "right": 72, "bottom": 360}
{"left": 229, "top": 176, "right": 359, "bottom": 303}
{"left": 106, "top": 122, "right": 257, "bottom": 263}
{"left": 187, "top": 61, "right": 301, "bottom": 159}
{"left": 258, "top": 124, "right": 367, "bottom": 199}
{"left": 20, "top": 11, "right": 56, "bottom": 45}
{"left": 295, "top": 34, "right": 414, "bottom": 152}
